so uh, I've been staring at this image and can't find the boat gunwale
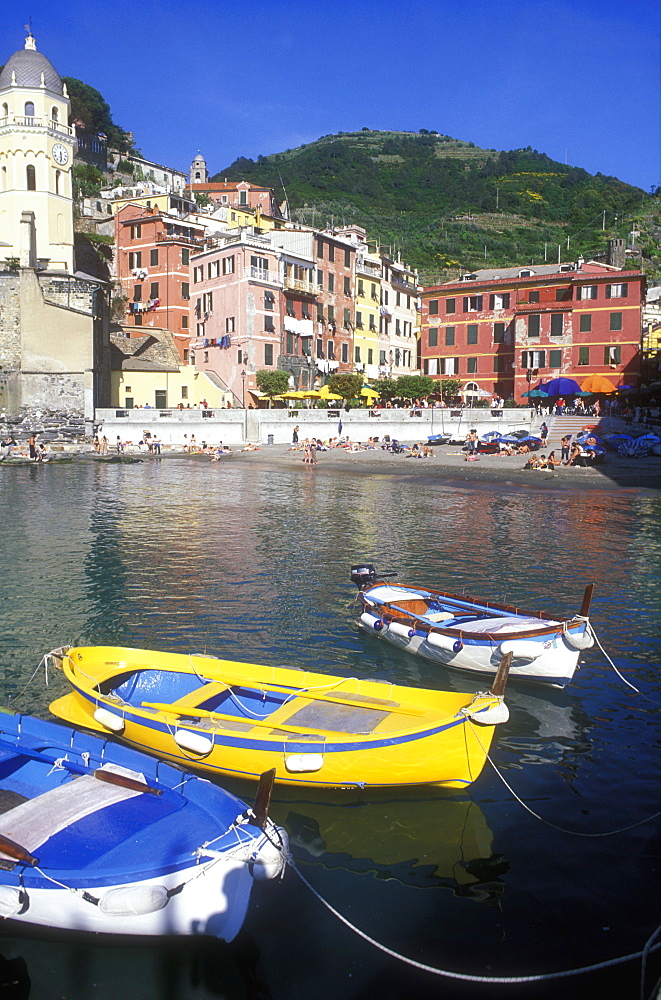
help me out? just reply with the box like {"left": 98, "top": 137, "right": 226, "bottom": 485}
{"left": 360, "top": 582, "right": 585, "bottom": 641}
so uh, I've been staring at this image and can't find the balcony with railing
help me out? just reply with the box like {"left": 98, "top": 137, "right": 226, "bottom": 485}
{"left": 283, "top": 273, "right": 318, "bottom": 296}
{"left": 0, "top": 114, "right": 74, "bottom": 136}
{"left": 356, "top": 259, "right": 381, "bottom": 278}
{"left": 243, "top": 266, "right": 281, "bottom": 286}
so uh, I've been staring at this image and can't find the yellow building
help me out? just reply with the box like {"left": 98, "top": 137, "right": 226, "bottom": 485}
{"left": 353, "top": 253, "right": 382, "bottom": 380}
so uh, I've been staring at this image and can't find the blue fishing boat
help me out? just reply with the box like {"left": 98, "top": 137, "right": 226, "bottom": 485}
{"left": 0, "top": 709, "right": 287, "bottom": 938}
{"left": 351, "top": 566, "right": 595, "bottom": 687}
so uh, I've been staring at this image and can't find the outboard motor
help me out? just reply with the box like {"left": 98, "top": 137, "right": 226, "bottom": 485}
{"left": 350, "top": 564, "right": 379, "bottom": 590}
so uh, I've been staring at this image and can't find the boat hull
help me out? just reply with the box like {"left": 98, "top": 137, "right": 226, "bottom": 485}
{"left": 357, "top": 583, "right": 594, "bottom": 688}
{"left": 49, "top": 646, "right": 507, "bottom": 791}
{"left": 0, "top": 711, "right": 286, "bottom": 938}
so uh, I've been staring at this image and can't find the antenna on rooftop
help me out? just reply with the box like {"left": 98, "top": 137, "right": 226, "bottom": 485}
{"left": 277, "top": 170, "right": 290, "bottom": 220}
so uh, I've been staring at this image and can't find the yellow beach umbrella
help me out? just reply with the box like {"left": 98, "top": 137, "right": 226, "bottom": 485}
{"left": 319, "top": 385, "right": 343, "bottom": 400}
{"left": 360, "top": 386, "right": 380, "bottom": 400}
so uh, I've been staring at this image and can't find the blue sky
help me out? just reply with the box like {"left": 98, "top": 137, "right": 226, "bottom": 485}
{"left": 2, "top": 0, "right": 658, "bottom": 190}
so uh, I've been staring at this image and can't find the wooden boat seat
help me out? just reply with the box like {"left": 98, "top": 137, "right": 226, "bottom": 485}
{"left": 0, "top": 765, "right": 145, "bottom": 863}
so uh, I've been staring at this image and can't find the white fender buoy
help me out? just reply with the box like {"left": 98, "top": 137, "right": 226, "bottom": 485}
{"left": 250, "top": 832, "right": 289, "bottom": 880}
{"left": 499, "top": 639, "right": 543, "bottom": 661}
{"left": 99, "top": 884, "right": 169, "bottom": 916}
{"left": 93, "top": 707, "right": 125, "bottom": 733}
{"left": 174, "top": 730, "right": 213, "bottom": 756}
{"left": 284, "top": 753, "right": 324, "bottom": 773}
{"left": 563, "top": 625, "right": 594, "bottom": 650}
{"left": 427, "top": 631, "right": 458, "bottom": 652}
{"left": 0, "top": 886, "right": 24, "bottom": 917}
{"left": 360, "top": 612, "right": 383, "bottom": 631}
{"left": 465, "top": 701, "right": 510, "bottom": 725}
{"left": 388, "top": 621, "right": 415, "bottom": 639}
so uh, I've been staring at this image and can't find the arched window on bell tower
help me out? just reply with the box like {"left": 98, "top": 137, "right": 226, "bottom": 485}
{"left": 1, "top": 103, "right": 8, "bottom": 120}
{"left": 24, "top": 101, "right": 35, "bottom": 121}
{"left": 55, "top": 169, "right": 60, "bottom": 195}
{"left": 51, "top": 106, "right": 59, "bottom": 123}
{"left": 26, "top": 164, "right": 36, "bottom": 190}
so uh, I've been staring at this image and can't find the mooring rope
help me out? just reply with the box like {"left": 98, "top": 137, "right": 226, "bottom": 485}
{"left": 290, "top": 860, "right": 661, "bottom": 986}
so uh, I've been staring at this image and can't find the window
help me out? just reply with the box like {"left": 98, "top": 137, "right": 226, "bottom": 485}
{"left": 555, "top": 287, "right": 572, "bottom": 301}
{"left": 134, "top": 314, "right": 143, "bottom": 326}
{"left": 467, "top": 357, "right": 477, "bottom": 374}
{"left": 579, "top": 346, "right": 590, "bottom": 365}
{"left": 203, "top": 291, "right": 213, "bottom": 314}
{"left": 606, "top": 283, "right": 628, "bottom": 299}
{"left": 445, "top": 326, "right": 455, "bottom": 347}
{"left": 328, "top": 341, "right": 335, "bottom": 360}
{"left": 182, "top": 248, "right": 190, "bottom": 266}
{"left": 441, "top": 357, "right": 458, "bottom": 375}
{"left": 578, "top": 285, "right": 597, "bottom": 300}
{"left": 355, "top": 346, "right": 361, "bottom": 363}
{"left": 181, "top": 386, "right": 189, "bottom": 399}
{"left": 264, "top": 343, "right": 274, "bottom": 365}
{"left": 182, "top": 316, "right": 188, "bottom": 329}
{"left": 208, "top": 260, "right": 219, "bottom": 279}
{"left": 343, "top": 308, "right": 351, "bottom": 327}
{"left": 368, "top": 349, "right": 373, "bottom": 365}
{"left": 445, "top": 298, "right": 455, "bottom": 314}
{"left": 222, "top": 255, "right": 235, "bottom": 275}
{"left": 550, "top": 313, "right": 563, "bottom": 337}
{"left": 369, "top": 315, "right": 376, "bottom": 331}
{"left": 467, "top": 324, "right": 478, "bottom": 345}
{"left": 379, "top": 350, "right": 387, "bottom": 365}
{"left": 129, "top": 251, "right": 142, "bottom": 270}
{"left": 344, "top": 276, "right": 351, "bottom": 296}
{"left": 55, "top": 170, "right": 60, "bottom": 195}
{"left": 463, "top": 295, "right": 483, "bottom": 312}
{"left": 345, "top": 249, "right": 351, "bottom": 267}
{"left": 193, "top": 265, "right": 203, "bottom": 283}
{"left": 522, "top": 350, "right": 546, "bottom": 369}
{"left": 371, "top": 284, "right": 378, "bottom": 301}
{"left": 493, "top": 356, "right": 507, "bottom": 373}
{"left": 328, "top": 305, "right": 335, "bottom": 323}
{"left": 133, "top": 284, "right": 142, "bottom": 301}
{"left": 328, "top": 274, "right": 334, "bottom": 293}
{"left": 493, "top": 321, "right": 505, "bottom": 343}
{"left": 428, "top": 300, "right": 439, "bottom": 317}
{"left": 264, "top": 291, "right": 275, "bottom": 310}
{"left": 357, "top": 279, "right": 364, "bottom": 297}
{"left": 150, "top": 282, "right": 159, "bottom": 300}
{"left": 24, "top": 101, "right": 35, "bottom": 118}
{"left": 528, "top": 314, "right": 540, "bottom": 338}
{"left": 181, "top": 282, "right": 189, "bottom": 300}
{"left": 529, "top": 290, "right": 540, "bottom": 303}
{"left": 609, "top": 312, "right": 623, "bottom": 331}
{"left": 286, "top": 333, "right": 295, "bottom": 354}
{"left": 489, "top": 292, "right": 510, "bottom": 310}
{"left": 317, "top": 240, "right": 324, "bottom": 259}
{"left": 301, "top": 337, "right": 312, "bottom": 356}
{"left": 239, "top": 190, "right": 247, "bottom": 205}
{"left": 150, "top": 249, "right": 158, "bottom": 266}
{"left": 250, "top": 255, "right": 268, "bottom": 277}
{"left": 328, "top": 244, "right": 335, "bottom": 263}
{"left": 317, "top": 303, "right": 324, "bottom": 321}
{"left": 549, "top": 349, "right": 562, "bottom": 368}
{"left": 342, "top": 342, "right": 348, "bottom": 363}
{"left": 130, "top": 224, "right": 142, "bottom": 240}
{"left": 316, "top": 338, "right": 324, "bottom": 357}
{"left": 265, "top": 316, "right": 275, "bottom": 332}
{"left": 428, "top": 327, "right": 438, "bottom": 347}
{"left": 579, "top": 314, "right": 592, "bottom": 332}
{"left": 356, "top": 311, "right": 363, "bottom": 328}
{"left": 225, "top": 317, "right": 235, "bottom": 333}
{"left": 605, "top": 345, "right": 621, "bottom": 365}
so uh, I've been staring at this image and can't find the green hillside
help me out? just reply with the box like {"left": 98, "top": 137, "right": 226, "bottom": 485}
{"left": 215, "top": 130, "right": 657, "bottom": 281}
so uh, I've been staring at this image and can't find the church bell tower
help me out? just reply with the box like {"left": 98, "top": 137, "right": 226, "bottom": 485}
{"left": 0, "top": 30, "right": 76, "bottom": 272}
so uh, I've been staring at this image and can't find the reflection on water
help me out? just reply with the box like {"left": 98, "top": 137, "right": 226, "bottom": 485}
{"left": 0, "top": 460, "right": 659, "bottom": 998}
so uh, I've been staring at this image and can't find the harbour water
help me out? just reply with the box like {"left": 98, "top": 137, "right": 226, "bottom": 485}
{"left": 0, "top": 457, "right": 659, "bottom": 999}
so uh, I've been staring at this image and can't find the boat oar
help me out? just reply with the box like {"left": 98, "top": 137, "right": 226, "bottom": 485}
{"left": 251, "top": 768, "right": 276, "bottom": 830}
{"left": 580, "top": 583, "right": 595, "bottom": 617}
{"left": 490, "top": 651, "right": 512, "bottom": 698}
{"left": 0, "top": 834, "right": 38, "bottom": 867}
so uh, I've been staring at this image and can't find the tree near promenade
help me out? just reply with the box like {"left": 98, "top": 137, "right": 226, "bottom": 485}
{"left": 395, "top": 375, "right": 436, "bottom": 400}
{"left": 439, "top": 378, "right": 461, "bottom": 401}
{"left": 256, "top": 369, "right": 289, "bottom": 406}
{"left": 375, "top": 377, "right": 399, "bottom": 402}
{"left": 328, "top": 373, "right": 364, "bottom": 402}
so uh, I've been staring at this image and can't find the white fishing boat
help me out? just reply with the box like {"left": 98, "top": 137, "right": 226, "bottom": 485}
{"left": 352, "top": 565, "right": 595, "bottom": 687}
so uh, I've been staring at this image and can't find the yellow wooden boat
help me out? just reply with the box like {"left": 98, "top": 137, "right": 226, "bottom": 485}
{"left": 49, "top": 646, "right": 511, "bottom": 790}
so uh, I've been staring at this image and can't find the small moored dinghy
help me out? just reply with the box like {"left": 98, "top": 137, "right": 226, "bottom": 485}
{"left": 352, "top": 565, "right": 595, "bottom": 688}
{"left": 49, "top": 645, "right": 512, "bottom": 791}
{"left": 0, "top": 709, "right": 287, "bottom": 937}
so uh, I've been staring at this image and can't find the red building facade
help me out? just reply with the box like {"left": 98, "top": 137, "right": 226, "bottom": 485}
{"left": 115, "top": 204, "right": 205, "bottom": 361}
{"left": 421, "top": 261, "right": 644, "bottom": 400}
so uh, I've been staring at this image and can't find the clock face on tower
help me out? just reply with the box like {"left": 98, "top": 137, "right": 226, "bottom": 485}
{"left": 52, "top": 143, "right": 69, "bottom": 165}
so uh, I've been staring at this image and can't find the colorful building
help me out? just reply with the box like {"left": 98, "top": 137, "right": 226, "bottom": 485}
{"left": 115, "top": 204, "right": 205, "bottom": 361}
{"left": 421, "top": 259, "right": 645, "bottom": 400}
